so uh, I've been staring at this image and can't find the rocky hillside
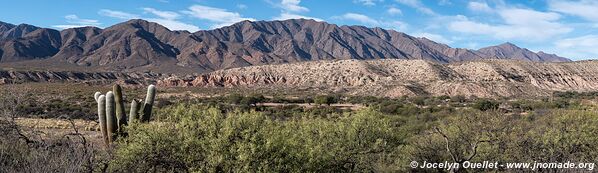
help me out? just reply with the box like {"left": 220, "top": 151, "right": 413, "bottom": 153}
{"left": 2, "top": 59, "right": 597, "bottom": 98}
{"left": 0, "top": 19, "right": 570, "bottom": 73}
{"left": 0, "top": 70, "right": 161, "bottom": 86}
{"left": 158, "top": 59, "right": 598, "bottom": 98}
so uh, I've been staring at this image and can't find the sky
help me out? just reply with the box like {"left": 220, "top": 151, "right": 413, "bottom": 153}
{"left": 1, "top": 0, "right": 597, "bottom": 60}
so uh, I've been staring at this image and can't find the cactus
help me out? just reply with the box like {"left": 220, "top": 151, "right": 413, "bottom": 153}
{"left": 106, "top": 91, "right": 118, "bottom": 143}
{"left": 94, "top": 84, "right": 157, "bottom": 146}
{"left": 141, "top": 85, "right": 156, "bottom": 122}
{"left": 113, "top": 84, "right": 127, "bottom": 129}
{"left": 94, "top": 92, "right": 101, "bottom": 102}
{"left": 97, "top": 95, "right": 109, "bottom": 147}
{"left": 129, "top": 99, "right": 140, "bottom": 124}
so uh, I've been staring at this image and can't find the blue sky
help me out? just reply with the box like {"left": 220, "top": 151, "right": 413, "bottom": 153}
{"left": 1, "top": 0, "right": 597, "bottom": 60}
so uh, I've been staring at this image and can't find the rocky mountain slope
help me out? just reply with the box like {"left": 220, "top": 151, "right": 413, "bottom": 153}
{"left": 0, "top": 19, "right": 570, "bottom": 73}
{"left": 158, "top": 59, "right": 598, "bottom": 98}
{"left": 0, "top": 70, "right": 161, "bottom": 86}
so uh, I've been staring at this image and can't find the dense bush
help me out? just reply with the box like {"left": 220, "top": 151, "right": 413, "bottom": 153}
{"left": 402, "top": 109, "right": 598, "bottom": 172}
{"left": 554, "top": 91, "right": 598, "bottom": 99}
{"left": 110, "top": 105, "right": 406, "bottom": 172}
{"left": 0, "top": 86, "right": 101, "bottom": 172}
{"left": 472, "top": 99, "right": 500, "bottom": 111}
{"left": 314, "top": 95, "right": 338, "bottom": 106}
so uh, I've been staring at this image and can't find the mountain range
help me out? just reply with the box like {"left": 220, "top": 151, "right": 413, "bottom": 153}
{"left": 0, "top": 19, "right": 570, "bottom": 74}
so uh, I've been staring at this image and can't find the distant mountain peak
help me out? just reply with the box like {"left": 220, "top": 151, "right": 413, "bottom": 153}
{"left": 478, "top": 42, "right": 570, "bottom": 62}
{"left": 500, "top": 42, "right": 516, "bottom": 46}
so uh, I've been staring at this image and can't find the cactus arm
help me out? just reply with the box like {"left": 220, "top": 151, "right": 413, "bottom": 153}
{"left": 113, "top": 84, "right": 127, "bottom": 129}
{"left": 106, "top": 91, "right": 118, "bottom": 143}
{"left": 141, "top": 85, "right": 156, "bottom": 122}
{"left": 94, "top": 92, "right": 101, "bottom": 102}
{"left": 128, "top": 99, "right": 139, "bottom": 124}
{"left": 97, "top": 95, "right": 108, "bottom": 147}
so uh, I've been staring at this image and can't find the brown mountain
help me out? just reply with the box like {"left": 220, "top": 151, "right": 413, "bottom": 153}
{"left": 478, "top": 42, "right": 570, "bottom": 62}
{"left": 0, "top": 23, "right": 40, "bottom": 40}
{"left": 0, "top": 28, "right": 62, "bottom": 62}
{"left": 0, "top": 19, "right": 571, "bottom": 73}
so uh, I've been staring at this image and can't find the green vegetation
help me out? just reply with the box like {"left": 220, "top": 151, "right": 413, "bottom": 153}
{"left": 472, "top": 99, "right": 500, "bottom": 111}
{"left": 110, "top": 105, "right": 405, "bottom": 172}
{"left": 2, "top": 84, "right": 598, "bottom": 172}
{"left": 314, "top": 95, "right": 338, "bottom": 105}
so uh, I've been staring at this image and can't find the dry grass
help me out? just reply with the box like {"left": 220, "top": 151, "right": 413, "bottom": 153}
{"left": 15, "top": 118, "right": 98, "bottom": 131}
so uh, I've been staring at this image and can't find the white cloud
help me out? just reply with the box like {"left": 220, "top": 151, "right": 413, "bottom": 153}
{"left": 386, "top": 20, "right": 409, "bottom": 31}
{"left": 395, "top": 0, "right": 435, "bottom": 15}
{"left": 53, "top": 15, "right": 101, "bottom": 29}
{"left": 413, "top": 32, "right": 453, "bottom": 44}
{"left": 280, "top": 0, "right": 309, "bottom": 12}
{"left": 448, "top": 8, "right": 572, "bottom": 41}
{"left": 556, "top": 35, "right": 598, "bottom": 48}
{"left": 52, "top": 25, "right": 87, "bottom": 29}
{"left": 353, "top": 0, "right": 380, "bottom": 6}
{"left": 549, "top": 0, "right": 598, "bottom": 22}
{"left": 552, "top": 35, "right": 598, "bottom": 59}
{"left": 100, "top": 8, "right": 199, "bottom": 32}
{"left": 499, "top": 8, "right": 560, "bottom": 25}
{"left": 142, "top": 8, "right": 180, "bottom": 20}
{"left": 98, "top": 9, "right": 139, "bottom": 19}
{"left": 237, "top": 4, "right": 248, "bottom": 9}
{"left": 271, "top": 0, "right": 319, "bottom": 22}
{"left": 184, "top": 5, "right": 254, "bottom": 29}
{"left": 145, "top": 18, "right": 200, "bottom": 32}
{"left": 467, "top": 2, "right": 493, "bottom": 13}
{"left": 333, "top": 13, "right": 408, "bottom": 31}
{"left": 465, "top": 42, "right": 479, "bottom": 49}
{"left": 335, "top": 13, "right": 379, "bottom": 25}
{"left": 65, "top": 15, "right": 100, "bottom": 25}
{"left": 387, "top": 7, "right": 403, "bottom": 15}
{"left": 438, "top": 0, "right": 451, "bottom": 5}
{"left": 273, "top": 13, "right": 323, "bottom": 21}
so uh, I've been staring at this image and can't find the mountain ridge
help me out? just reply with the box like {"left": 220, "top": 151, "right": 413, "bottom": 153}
{"left": 0, "top": 19, "right": 571, "bottom": 74}
{"left": 157, "top": 59, "right": 596, "bottom": 98}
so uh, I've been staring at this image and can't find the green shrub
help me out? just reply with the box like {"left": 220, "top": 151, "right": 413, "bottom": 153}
{"left": 240, "top": 94, "right": 266, "bottom": 106}
{"left": 411, "top": 97, "right": 426, "bottom": 106}
{"left": 314, "top": 95, "right": 337, "bottom": 106}
{"left": 472, "top": 99, "right": 500, "bottom": 111}
{"left": 401, "top": 109, "right": 598, "bottom": 172}
{"left": 227, "top": 94, "right": 243, "bottom": 104}
{"left": 110, "top": 105, "right": 405, "bottom": 172}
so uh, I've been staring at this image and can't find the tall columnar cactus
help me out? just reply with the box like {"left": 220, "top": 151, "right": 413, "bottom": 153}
{"left": 105, "top": 91, "right": 118, "bottom": 143}
{"left": 141, "top": 85, "right": 156, "bottom": 122}
{"left": 95, "top": 84, "right": 157, "bottom": 147}
{"left": 113, "top": 84, "right": 127, "bottom": 129}
{"left": 97, "top": 95, "right": 109, "bottom": 147}
{"left": 129, "top": 99, "right": 140, "bottom": 124}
